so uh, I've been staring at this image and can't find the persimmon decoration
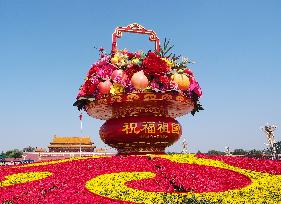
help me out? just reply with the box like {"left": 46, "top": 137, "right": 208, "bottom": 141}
{"left": 171, "top": 73, "right": 190, "bottom": 91}
{"left": 131, "top": 70, "right": 149, "bottom": 90}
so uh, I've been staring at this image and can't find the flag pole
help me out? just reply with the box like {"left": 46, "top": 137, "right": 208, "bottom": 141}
{"left": 79, "top": 112, "right": 83, "bottom": 157}
{"left": 79, "top": 112, "right": 83, "bottom": 134}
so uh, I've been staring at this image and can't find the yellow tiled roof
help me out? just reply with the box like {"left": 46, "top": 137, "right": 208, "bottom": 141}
{"left": 51, "top": 136, "right": 93, "bottom": 144}
{"left": 48, "top": 144, "right": 94, "bottom": 148}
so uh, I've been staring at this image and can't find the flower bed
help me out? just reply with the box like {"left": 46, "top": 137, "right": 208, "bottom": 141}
{"left": 1, "top": 154, "right": 281, "bottom": 203}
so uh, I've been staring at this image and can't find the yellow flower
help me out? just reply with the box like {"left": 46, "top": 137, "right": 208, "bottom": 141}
{"left": 0, "top": 172, "right": 52, "bottom": 187}
{"left": 110, "top": 83, "right": 124, "bottom": 95}
{"left": 85, "top": 154, "right": 281, "bottom": 204}
{"left": 131, "top": 58, "right": 140, "bottom": 65}
{"left": 119, "top": 59, "right": 126, "bottom": 66}
{"left": 111, "top": 57, "right": 119, "bottom": 64}
{"left": 162, "top": 58, "right": 174, "bottom": 68}
{"left": 14, "top": 156, "right": 97, "bottom": 168}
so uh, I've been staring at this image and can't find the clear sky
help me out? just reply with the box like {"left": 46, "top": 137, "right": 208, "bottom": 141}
{"left": 1, "top": 0, "right": 281, "bottom": 153}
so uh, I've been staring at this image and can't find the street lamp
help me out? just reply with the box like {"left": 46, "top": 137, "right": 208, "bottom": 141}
{"left": 225, "top": 146, "right": 231, "bottom": 155}
{"left": 79, "top": 137, "right": 82, "bottom": 157}
{"left": 261, "top": 124, "right": 278, "bottom": 160}
{"left": 181, "top": 138, "right": 188, "bottom": 154}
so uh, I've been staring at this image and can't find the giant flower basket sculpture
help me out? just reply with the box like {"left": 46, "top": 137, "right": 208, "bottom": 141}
{"left": 74, "top": 23, "right": 203, "bottom": 154}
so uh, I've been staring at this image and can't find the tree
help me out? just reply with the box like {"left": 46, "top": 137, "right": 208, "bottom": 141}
{"left": 207, "top": 150, "right": 225, "bottom": 155}
{"left": 0, "top": 151, "right": 6, "bottom": 158}
{"left": 247, "top": 149, "right": 263, "bottom": 155}
{"left": 275, "top": 141, "right": 281, "bottom": 154}
{"left": 23, "top": 146, "right": 35, "bottom": 152}
{"left": 231, "top": 149, "right": 247, "bottom": 155}
{"left": 5, "top": 149, "right": 23, "bottom": 158}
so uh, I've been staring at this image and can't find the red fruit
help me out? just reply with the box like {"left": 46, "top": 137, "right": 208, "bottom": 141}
{"left": 98, "top": 80, "right": 112, "bottom": 94}
{"left": 131, "top": 70, "right": 149, "bottom": 90}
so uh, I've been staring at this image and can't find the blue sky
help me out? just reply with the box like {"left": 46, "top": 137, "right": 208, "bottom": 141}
{"left": 0, "top": 0, "right": 281, "bottom": 153}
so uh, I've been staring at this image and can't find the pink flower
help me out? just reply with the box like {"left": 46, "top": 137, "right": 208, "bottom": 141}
{"left": 150, "top": 80, "right": 160, "bottom": 90}
{"left": 188, "top": 77, "right": 202, "bottom": 97}
{"left": 184, "top": 68, "right": 194, "bottom": 76}
{"left": 194, "top": 85, "right": 203, "bottom": 97}
{"left": 170, "top": 81, "right": 178, "bottom": 90}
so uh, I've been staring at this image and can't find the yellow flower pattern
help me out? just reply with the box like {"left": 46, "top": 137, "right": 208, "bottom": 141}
{"left": 85, "top": 154, "right": 281, "bottom": 204}
{"left": 0, "top": 172, "right": 52, "bottom": 187}
{"left": 1, "top": 155, "right": 281, "bottom": 203}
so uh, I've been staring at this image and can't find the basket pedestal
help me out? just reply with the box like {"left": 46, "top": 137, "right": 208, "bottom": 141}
{"left": 100, "top": 116, "right": 181, "bottom": 155}
{"left": 85, "top": 93, "right": 194, "bottom": 155}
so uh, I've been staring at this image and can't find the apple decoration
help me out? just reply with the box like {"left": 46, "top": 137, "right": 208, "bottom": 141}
{"left": 98, "top": 80, "right": 112, "bottom": 94}
{"left": 131, "top": 70, "right": 149, "bottom": 90}
{"left": 171, "top": 73, "right": 190, "bottom": 90}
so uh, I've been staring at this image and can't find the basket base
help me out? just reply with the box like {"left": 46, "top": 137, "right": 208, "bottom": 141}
{"left": 100, "top": 115, "right": 182, "bottom": 155}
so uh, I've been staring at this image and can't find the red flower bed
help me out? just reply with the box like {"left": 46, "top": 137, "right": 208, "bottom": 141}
{"left": 127, "top": 158, "right": 251, "bottom": 193}
{"left": 197, "top": 154, "right": 281, "bottom": 174}
{"left": 1, "top": 155, "right": 281, "bottom": 203}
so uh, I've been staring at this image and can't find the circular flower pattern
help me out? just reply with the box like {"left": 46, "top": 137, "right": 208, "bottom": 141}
{"left": 1, "top": 154, "right": 281, "bottom": 203}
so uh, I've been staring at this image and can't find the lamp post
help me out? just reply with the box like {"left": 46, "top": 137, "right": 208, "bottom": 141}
{"left": 225, "top": 146, "right": 231, "bottom": 156}
{"left": 181, "top": 138, "right": 188, "bottom": 154}
{"left": 261, "top": 124, "right": 278, "bottom": 160}
{"left": 79, "top": 138, "right": 82, "bottom": 157}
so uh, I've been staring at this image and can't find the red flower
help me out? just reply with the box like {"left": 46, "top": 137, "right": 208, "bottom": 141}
{"left": 79, "top": 79, "right": 99, "bottom": 97}
{"left": 125, "top": 64, "right": 141, "bottom": 79}
{"left": 142, "top": 52, "right": 170, "bottom": 75}
{"left": 3, "top": 155, "right": 275, "bottom": 202}
{"left": 76, "top": 86, "right": 87, "bottom": 98}
{"left": 184, "top": 68, "right": 194, "bottom": 76}
{"left": 127, "top": 52, "right": 135, "bottom": 59}
{"left": 86, "top": 65, "right": 97, "bottom": 78}
{"left": 159, "top": 75, "right": 170, "bottom": 85}
{"left": 197, "top": 154, "right": 281, "bottom": 175}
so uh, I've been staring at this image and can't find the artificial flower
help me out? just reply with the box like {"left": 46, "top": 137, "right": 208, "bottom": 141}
{"left": 162, "top": 58, "right": 174, "bottom": 68}
{"left": 142, "top": 52, "right": 170, "bottom": 75}
{"left": 110, "top": 83, "right": 125, "bottom": 95}
{"left": 75, "top": 48, "right": 203, "bottom": 114}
